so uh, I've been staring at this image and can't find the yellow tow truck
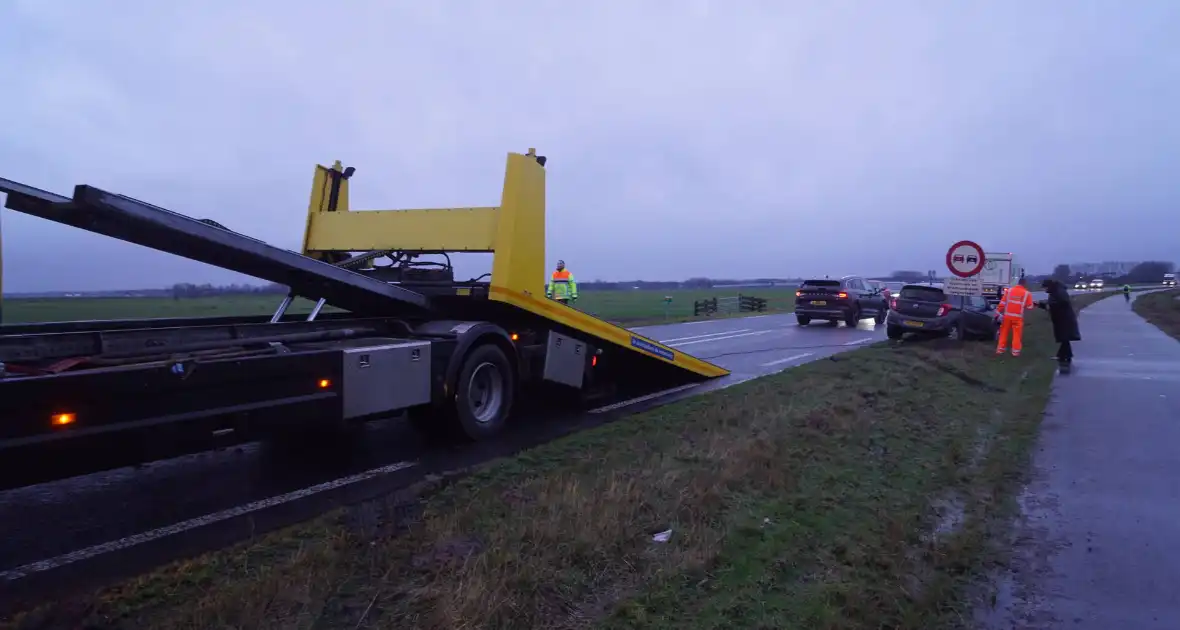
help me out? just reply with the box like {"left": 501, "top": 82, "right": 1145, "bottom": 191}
{"left": 0, "top": 149, "right": 728, "bottom": 489}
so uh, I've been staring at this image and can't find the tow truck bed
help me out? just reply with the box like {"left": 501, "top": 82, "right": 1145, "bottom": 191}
{"left": 0, "top": 150, "right": 730, "bottom": 489}
{"left": 0, "top": 178, "right": 429, "bottom": 316}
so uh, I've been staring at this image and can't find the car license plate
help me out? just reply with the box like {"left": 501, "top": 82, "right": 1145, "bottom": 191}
{"left": 904, "top": 320, "right": 924, "bottom": 328}
{"left": 811, "top": 300, "right": 827, "bottom": 306}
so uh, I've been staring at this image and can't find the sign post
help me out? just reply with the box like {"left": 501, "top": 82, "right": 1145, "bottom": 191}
{"left": 945, "top": 240, "right": 986, "bottom": 297}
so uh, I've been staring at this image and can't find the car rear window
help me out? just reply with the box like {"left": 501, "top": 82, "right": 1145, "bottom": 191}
{"left": 802, "top": 280, "right": 841, "bottom": 288}
{"left": 899, "top": 286, "right": 946, "bottom": 302}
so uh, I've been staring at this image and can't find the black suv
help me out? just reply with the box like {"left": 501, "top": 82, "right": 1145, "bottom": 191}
{"left": 794, "top": 276, "right": 888, "bottom": 326}
{"left": 886, "top": 284, "right": 1000, "bottom": 341}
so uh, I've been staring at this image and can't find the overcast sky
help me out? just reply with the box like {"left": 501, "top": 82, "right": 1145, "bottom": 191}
{"left": 2, "top": 0, "right": 1178, "bottom": 292}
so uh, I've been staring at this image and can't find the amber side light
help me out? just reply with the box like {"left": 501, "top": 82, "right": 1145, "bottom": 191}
{"left": 51, "top": 413, "right": 77, "bottom": 427}
{"left": 318, "top": 379, "right": 332, "bottom": 389}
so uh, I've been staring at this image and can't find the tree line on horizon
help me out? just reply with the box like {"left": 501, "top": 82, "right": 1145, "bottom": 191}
{"left": 163, "top": 271, "right": 952, "bottom": 298}
{"left": 162, "top": 269, "right": 1022, "bottom": 298}
{"left": 1049, "top": 261, "right": 1174, "bottom": 285}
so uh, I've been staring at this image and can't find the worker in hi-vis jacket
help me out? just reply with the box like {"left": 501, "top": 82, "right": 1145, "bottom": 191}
{"left": 546, "top": 260, "right": 578, "bottom": 306}
{"left": 996, "top": 277, "right": 1035, "bottom": 356}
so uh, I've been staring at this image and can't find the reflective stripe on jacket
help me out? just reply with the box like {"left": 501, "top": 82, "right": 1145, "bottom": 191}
{"left": 546, "top": 269, "right": 578, "bottom": 299}
{"left": 998, "top": 285, "right": 1034, "bottom": 318}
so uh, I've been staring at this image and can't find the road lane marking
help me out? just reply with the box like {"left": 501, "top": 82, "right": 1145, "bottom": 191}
{"left": 842, "top": 337, "right": 874, "bottom": 346}
{"left": 668, "top": 330, "right": 776, "bottom": 347}
{"left": 760, "top": 352, "right": 813, "bottom": 367}
{"left": 659, "top": 329, "right": 752, "bottom": 344}
{"left": 0, "top": 460, "right": 417, "bottom": 582}
{"left": 588, "top": 383, "right": 702, "bottom": 414}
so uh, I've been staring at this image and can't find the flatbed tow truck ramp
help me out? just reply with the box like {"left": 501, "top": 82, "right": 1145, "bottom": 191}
{"left": 0, "top": 149, "right": 729, "bottom": 490}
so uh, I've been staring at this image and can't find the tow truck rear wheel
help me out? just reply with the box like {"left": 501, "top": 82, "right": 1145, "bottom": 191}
{"left": 417, "top": 342, "right": 515, "bottom": 442}
{"left": 456, "top": 343, "right": 515, "bottom": 438}
{"left": 408, "top": 342, "right": 515, "bottom": 442}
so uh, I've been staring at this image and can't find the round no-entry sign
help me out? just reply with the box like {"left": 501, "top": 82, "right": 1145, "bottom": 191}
{"left": 946, "top": 240, "right": 986, "bottom": 278}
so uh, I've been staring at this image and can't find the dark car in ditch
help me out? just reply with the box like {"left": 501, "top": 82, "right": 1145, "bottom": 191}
{"left": 886, "top": 284, "right": 1000, "bottom": 341}
{"left": 794, "top": 276, "right": 888, "bottom": 327}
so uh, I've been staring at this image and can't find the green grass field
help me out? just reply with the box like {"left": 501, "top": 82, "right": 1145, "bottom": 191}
{"left": 1, "top": 288, "right": 799, "bottom": 326}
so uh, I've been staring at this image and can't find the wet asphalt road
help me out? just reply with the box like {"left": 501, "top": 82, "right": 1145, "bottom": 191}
{"left": 0, "top": 288, "right": 1105, "bottom": 605}
{"left": 981, "top": 290, "right": 1180, "bottom": 629}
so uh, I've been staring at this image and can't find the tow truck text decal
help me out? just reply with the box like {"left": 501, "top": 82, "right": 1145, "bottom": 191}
{"left": 631, "top": 336, "right": 674, "bottom": 361}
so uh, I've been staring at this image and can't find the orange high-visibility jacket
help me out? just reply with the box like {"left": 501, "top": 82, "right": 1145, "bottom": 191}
{"left": 998, "top": 285, "right": 1034, "bottom": 318}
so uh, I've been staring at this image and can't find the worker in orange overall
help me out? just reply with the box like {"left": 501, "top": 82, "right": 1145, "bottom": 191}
{"left": 996, "top": 277, "right": 1035, "bottom": 356}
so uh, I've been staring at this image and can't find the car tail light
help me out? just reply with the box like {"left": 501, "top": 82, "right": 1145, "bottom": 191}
{"left": 937, "top": 303, "right": 952, "bottom": 317}
{"left": 795, "top": 290, "right": 802, "bottom": 297}
{"left": 890, "top": 298, "right": 898, "bottom": 310}
{"left": 837, "top": 292, "right": 848, "bottom": 299}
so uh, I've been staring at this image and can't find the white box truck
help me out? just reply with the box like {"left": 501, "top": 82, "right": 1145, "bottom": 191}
{"left": 980, "top": 252, "right": 1023, "bottom": 305}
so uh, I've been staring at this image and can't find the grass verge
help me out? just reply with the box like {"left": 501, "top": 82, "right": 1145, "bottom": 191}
{"left": 1131, "top": 288, "right": 1180, "bottom": 340}
{"left": 5, "top": 293, "right": 1116, "bottom": 630}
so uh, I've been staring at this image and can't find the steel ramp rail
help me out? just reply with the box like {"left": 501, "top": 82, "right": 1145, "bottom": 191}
{"left": 0, "top": 180, "right": 430, "bottom": 316}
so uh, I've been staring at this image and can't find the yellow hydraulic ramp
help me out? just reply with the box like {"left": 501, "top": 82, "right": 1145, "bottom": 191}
{"left": 301, "top": 149, "right": 729, "bottom": 380}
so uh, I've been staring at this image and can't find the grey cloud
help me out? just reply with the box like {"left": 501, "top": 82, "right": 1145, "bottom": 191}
{"left": 1, "top": 0, "right": 1178, "bottom": 292}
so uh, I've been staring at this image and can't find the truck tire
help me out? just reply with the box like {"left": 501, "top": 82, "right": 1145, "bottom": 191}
{"left": 449, "top": 342, "right": 515, "bottom": 441}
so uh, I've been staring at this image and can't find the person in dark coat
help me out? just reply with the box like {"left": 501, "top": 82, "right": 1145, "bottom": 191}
{"left": 1038, "top": 279, "right": 1081, "bottom": 367}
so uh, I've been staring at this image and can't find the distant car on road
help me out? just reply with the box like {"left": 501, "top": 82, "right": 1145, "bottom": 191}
{"left": 886, "top": 284, "right": 1000, "bottom": 341}
{"left": 1074, "top": 280, "right": 1089, "bottom": 290}
{"left": 794, "top": 276, "right": 888, "bottom": 327}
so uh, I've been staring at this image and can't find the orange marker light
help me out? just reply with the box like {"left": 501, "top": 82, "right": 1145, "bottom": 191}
{"left": 510, "top": 333, "right": 519, "bottom": 341}
{"left": 591, "top": 355, "right": 597, "bottom": 367}
{"left": 318, "top": 379, "right": 331, "bottom": 389}
{"left": 51, "top": 413, "right": 76, "bottom": 427}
